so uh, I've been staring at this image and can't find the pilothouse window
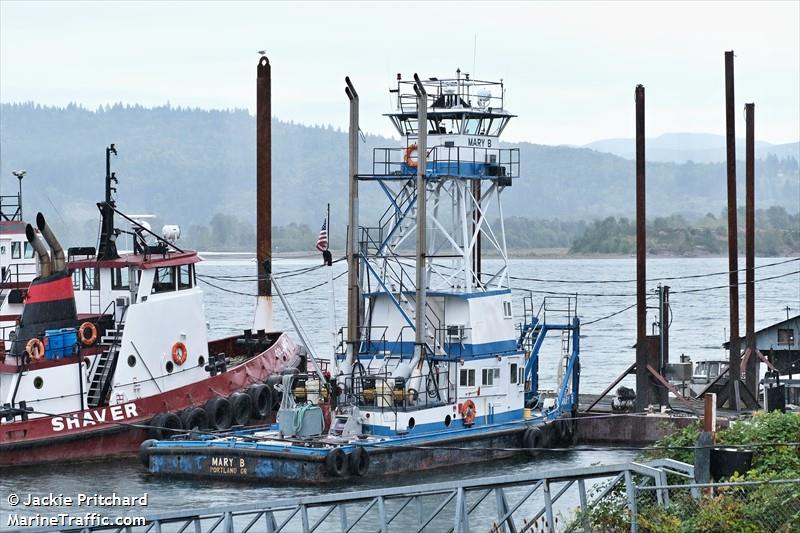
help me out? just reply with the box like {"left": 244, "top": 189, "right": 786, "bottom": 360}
{"left": 82, "top": 268, "right": 99, "bottom": 290}
{"left": 11, "top": 242, "right": 20, "bottom": 259}
{"left": 152, "top": 267, "right": 176, "bottom": 293}
{"left": 464, "top": 118, "right": 482, "bottom": 135}
{"left": 23, "top": 242, "right": 35, "bottom": 259}
{"left": 112, "top": 267, "right": 130, "bottom": 290}
{"left": 178, "top": 264, "right": 193, "bottom": 290}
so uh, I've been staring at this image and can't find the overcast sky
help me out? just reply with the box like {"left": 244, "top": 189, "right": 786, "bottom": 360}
{"left": 1, "top": 1, "right": 798, "bottom": 145}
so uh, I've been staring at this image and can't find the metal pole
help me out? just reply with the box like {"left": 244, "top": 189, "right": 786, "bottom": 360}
{"left": 413, "top": 74, "right": 428, "bottom": 356}
{"left": 634, "top": 84, "right": 648, "bottom": 412}
{"left": 661, "top": 285, "right": 670, "bottom": 405}
{"left": 745, "top": 102, "right": 758, "bottom": 398}
{"left": 724, "top": 51, "right": 741, "bottom": 410}
{"left": 256, "top": 56, "right": 272, "bottom": 297}
{"left": 345, "top": 77, "right": 360, "bottom": 360}
{"left": 472, "top": 180, "right": 481, "bottom": 287}
{"left": 253, "top": 56, "right": 274, "bottom": 331}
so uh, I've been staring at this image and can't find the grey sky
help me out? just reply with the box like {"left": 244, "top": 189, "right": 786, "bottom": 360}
{"left": 1, "top": 1, "right": 798, "bottom": 145}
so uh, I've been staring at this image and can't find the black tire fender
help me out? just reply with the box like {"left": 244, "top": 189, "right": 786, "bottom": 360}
{"left": 523, "top": 427, "right": 544, "bottom": 457}
{"left": 180, "top": 407, "right": 209, "bottom": 431}
{"left": 148, "top": 412, "right": 182, "bottom": 440}
{"left": 229, "top": 392, "right": 253, "bottom": 426}
{"left": 348, "top": 446, "right": 370, "bottom": 476}
{"left": 326, "top": 448, "right": 348, "bottom": 477}
{"left": 248, "top": 384, "right": 272, "bottom": 419}
{"left": 205, "top": 397, "right": 233, "bottom": 430}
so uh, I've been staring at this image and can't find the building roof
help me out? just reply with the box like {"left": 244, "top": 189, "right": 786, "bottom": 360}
{"left": 722, "top": 314, "right": 800, "bottom": 348}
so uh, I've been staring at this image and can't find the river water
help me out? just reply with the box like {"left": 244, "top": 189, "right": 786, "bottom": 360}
{"left": 1, "top": 256, "right": 797, "bottom": 528}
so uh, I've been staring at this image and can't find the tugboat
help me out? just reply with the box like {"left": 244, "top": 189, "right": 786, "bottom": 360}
{"left": 0, "top": 146, "right": 301, "bottom": 467}
{"left": 141, "top": 71, "right": 582, "bottom": 482}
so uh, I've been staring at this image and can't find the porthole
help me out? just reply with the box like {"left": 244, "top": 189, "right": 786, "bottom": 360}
{"left": 166, "top": 361, "right": 174, "bottom": 373}
{"left": 127, "top": 355, "right": 137, "bottom": 367}
{"left": 444, "top": 415, "right": 452, "bottom": 427}
{"left": 34, "top": 377, "right": 44, "bottom": 389}
{"left": 408, "top": 417, "right": 416, "bottom": 430}
{"left": 198, "top": 355, "right": 205, "bottom": 367}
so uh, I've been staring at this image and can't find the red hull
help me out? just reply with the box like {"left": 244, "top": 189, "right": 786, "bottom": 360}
{"left": 0, "top": 332, "right": 300, "bottom": 467}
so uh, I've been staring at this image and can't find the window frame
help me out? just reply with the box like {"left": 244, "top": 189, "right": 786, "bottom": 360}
{"left": 111, "top": 267, "right": 130, "bottom": 291}
{"left": 11, "top": 241, "right": 21, "bottom": 259}
{"left": 152, "top": 266, "right": 176, "bottom": 294}
{"left": 178, "top": 264, "right": 193, "bottom": 290}
{"left": 459, "top": 368, "right": 475, "bottom": 387}
{"left": 82, "top": 267, "right": 99, "bottom": 290}
{"left": 72, "top": 269, "right": 81, "bottom": 290}
{"left": 777, "top": 328, "right": 795, "bottom": 345}
{"left": 510, "top": 363, "right": 518, "bottom": 384}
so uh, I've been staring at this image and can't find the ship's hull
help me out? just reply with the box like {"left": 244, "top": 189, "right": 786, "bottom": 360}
{"left": 142, "top": 419, "right": 574, "bottom": 483}
{"left": 0, "top": 332, "right": 300, "bottom": 467}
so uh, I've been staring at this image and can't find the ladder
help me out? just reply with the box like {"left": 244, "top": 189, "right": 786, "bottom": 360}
{"left": 87, "top": 324, "right": 124, "bottom": 407}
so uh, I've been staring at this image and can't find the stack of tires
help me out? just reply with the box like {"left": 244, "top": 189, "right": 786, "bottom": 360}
{"left": 522, "top": 417, "right": 575, "bottom": 457}
{"left": 147, "top": 383, "right": 276, "bottom": 439}
{"left": 325, "top": 446, "right": 370, "bottom": 478}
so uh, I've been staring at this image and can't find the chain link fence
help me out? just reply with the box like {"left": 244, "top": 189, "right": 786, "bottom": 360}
{"left": 635, "top": 479, "right": 800, "bottom": 533}
{"left": 565, "top": 477, "right": 800, "bottom": 532}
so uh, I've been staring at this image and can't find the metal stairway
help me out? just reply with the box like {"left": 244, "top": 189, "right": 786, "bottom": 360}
{"left": 87, "top": 324, "right": 124, "bottom": 407}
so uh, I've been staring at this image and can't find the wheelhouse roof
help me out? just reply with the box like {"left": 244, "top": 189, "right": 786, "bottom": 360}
{"left": 67, "top": 250, "right": 201, "bottom": 270}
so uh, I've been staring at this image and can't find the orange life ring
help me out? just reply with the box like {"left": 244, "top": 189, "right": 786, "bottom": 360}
{"left": 459, "top": 399, "right": 477, "bottom": 426}
{"left": 26, "top": 338, "right": 45, "bottom": 362}
{"left": 171, "top": 341, "right": 188, "bottom": 365}
{"left": 79, "top": 322, "right": 98, "bottom": 346}
{"left": 403, "top": 143, "right": 418, "bottom": 168}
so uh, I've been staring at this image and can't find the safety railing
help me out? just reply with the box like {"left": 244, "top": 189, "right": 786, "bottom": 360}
{"left": 12, "top": 461, "right": 694, "bottom": 533}
{"left": 367, "top": 146, "right": 519, "bottom": 180}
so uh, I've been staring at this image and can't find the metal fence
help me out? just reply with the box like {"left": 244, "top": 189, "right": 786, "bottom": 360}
{"left": 10, "top": 461, "right": 798, "bottom": 533}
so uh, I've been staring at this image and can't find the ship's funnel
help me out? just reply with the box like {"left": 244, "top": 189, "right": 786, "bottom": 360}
{"left": 26, "top": 224, "right": 52, "bottom": 278}
{"left": 36, "top": 213, "right": 66, "bottom": 272}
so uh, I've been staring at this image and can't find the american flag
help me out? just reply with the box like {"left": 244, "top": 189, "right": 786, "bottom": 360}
{"left": 316, "top": 217, "right": 329, "bottom": 252}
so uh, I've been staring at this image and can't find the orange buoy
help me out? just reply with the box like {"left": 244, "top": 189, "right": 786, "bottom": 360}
{"left": 171, "top": 341, "right": 188, "bottom": 365}
{"left": 26, "top": 338, "right": 45, "bottom": 362}
{"left": 79, "top": 322, "right": 98, "bottom": 346}
{"left": 403, "top": 143, "right": 418, "bottom": 168}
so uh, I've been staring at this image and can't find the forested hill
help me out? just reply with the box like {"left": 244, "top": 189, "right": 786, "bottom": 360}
{"left": 1, "top": 103, "right": 797, "bottom": 248}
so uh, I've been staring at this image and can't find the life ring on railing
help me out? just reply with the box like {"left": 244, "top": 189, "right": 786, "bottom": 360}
{"left": 459, "top": 399, "right": 477, "bottom": 426}
{"left": 79, "top": 322, "right": 98, "bottom": 346}
{"left": 171, "top": 341, "right": 188, "bottom": 365}
{"left": 403, "top": 143, "right": 418, "bottom": 168}
{"left": 26, "top": 338, "right": 45, "bottom": 362}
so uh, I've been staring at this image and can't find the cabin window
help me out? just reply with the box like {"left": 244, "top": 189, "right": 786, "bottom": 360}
{"left": 178, "top": 264, "right": 193, "bottom": 290}
{"left": 459, "top": 368, "right": 475, "bottom": 387}
{"left": 778, "top": 328, "right": 795, "bottom": 345}
{"left": 152, "top": 266, "right": 176, "bottom": 293}
{"left": 11, "top": 242, "right": 21, "bottom": 259}
{"left": 23, "top": 242, "right": 35, "bottom": 259}
{"left": 112, "top": 267, "right": 130, "bottom": 290}
{"left": 510, "top": 363, "right": 518, "bottom": 384}
{"left": 82, "top": 268, "right": 99, "bottom": 290}
{"left": 71, "top": 269, "right": 81, "bottom": 290}
{"left": 482, "top": 367, "right": 501, "bottom": 386}
{"left": 464, "top": 118, "right": 482, "bottom": 135}
{"left": 503, "top": 301, "right": 512, "bottom": 319}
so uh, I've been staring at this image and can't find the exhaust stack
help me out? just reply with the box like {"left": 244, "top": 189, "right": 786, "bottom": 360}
{"left": 36, "top": 213, "right": 66, "bottom": 272}
{"left": 25, "top": 224, "right": 52, "bottom": 278}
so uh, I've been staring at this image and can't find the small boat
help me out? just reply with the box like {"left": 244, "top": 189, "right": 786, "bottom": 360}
{"left": 0, "top": 146, "right": 300, "bottom": 467}
{"left": 141, "top": 70, "right": 582, "bottom": 483}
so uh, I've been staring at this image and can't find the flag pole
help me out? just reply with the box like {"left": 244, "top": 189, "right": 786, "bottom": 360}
{"left": 326, "top": 203, "right": 338, "bottom": 375}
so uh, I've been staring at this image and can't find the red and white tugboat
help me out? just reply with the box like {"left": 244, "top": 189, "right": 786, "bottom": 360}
{"left": 0, "top": 146, "right": 301, "bottom": 467}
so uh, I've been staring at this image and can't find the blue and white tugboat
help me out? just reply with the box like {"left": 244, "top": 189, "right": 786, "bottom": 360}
{"left": 141, "top": 71, "right": 581, "bottom": 482}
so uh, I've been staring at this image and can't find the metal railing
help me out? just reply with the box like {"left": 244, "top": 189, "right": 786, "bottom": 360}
{"left": 368, "top": 146, "right": 519, "bottom": 180}
{"left": 12, "top": 461, "right": 690, "bottom": 533}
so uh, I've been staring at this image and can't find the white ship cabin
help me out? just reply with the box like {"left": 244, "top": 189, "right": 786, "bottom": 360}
{"left": 338, "top": 72, "right": 528, "bottom": 436}
{"left": 0, "top": 177, "right": 37, "bottom": 320}
{"left": 0, "top": 240, "right": 212, "bottom": 421}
